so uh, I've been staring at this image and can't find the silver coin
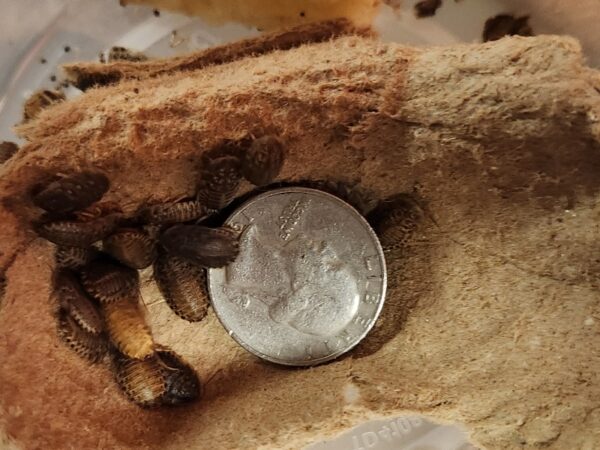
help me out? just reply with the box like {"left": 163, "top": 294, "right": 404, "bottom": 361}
{"left": 208, "top": 187, "right": 386, "bottom": 366}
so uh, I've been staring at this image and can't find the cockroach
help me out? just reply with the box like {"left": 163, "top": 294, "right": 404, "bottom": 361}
{"left": 414, "top": 0, "right": 442, "bottom": 18}
{"left": 196, "top": 156, "right": 242, "bottom": 210}
{"left": 369, "top": 194, "right": 425, "bottom": 250}
{"left": 200, "top": 139, "right": 248, "bottom": 163}
{"left": 53, "top": 269, "right": 105, "bottom": 335}
{"left": 55, "top": 245, "right": 98, "bottom": 269}
{"left": 36, "top": 214, "right": 120, "bottom": 247}
{"left": 32, "top": 171, "right": 109, "bottom": 214}
{"left": 80, "top": 258, "right": 139, "bottom": 304}
{"left": 23, "top": 89, "right": 65, "bottom": 122}
{"left": 107, "top": 46, "right": 149, "bottom": 62}
{"left": 139, "top": 200, "right": 212, "bottom": 225}
{"left": 103, "top": 228, "right": 156, "bottom": 269}
{"left": 111, "top": 350, "right": 166, "bottom": 407}
{"left": 56, "top": 308, "right": 108, "bottom": 363}
{"left": 102, "top": 297, "right": 154, "bottom": 360}
{"left": 242, "top": 135, "right": 285, "bottom": 186}
{"left": 159, "top": 224, "right": 240, "bottom": 268}
{"left": 111, "top": 347, "right": 200, "bottom": 407}
{"left": 0, "top": 141, "right": 18, "bottom": 164}
{"left": 157, "top": 347, "right": 201, "bottom": 405}
{"left": 153, "top": 252, "right": 209, "bottom": 322}
{"left": 74, "top": 201, "right": 122, "bottom": 222}
{"left": 483, "top": 14, "right": 532, "bottom": 42}
{"left": 306, "top": 180, "right": 378, "bottom": 216}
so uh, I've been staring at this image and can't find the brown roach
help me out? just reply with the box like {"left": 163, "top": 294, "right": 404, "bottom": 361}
{"left": 36, "top": 214, "right": 120, "bottom": 248}
{"left": 157, "top": 347, "right": 201, "bottom": 405}
{"left": 23, "top": 89, "right": 65, "bottom": 122}
{"left": 196, "top": 155, "right": 242, "bottom": 210}
{"left": 103, "top": 228, "right": 156, "bottom": 269}
{"left": 53, "top": 269, "right": 105, "bottom": 335}
{"left": 55, "top": 245, "right": 98, "bottom": 269}
{"left": 200, "top": 140, "right": 247, "bottom": 163}
{"left": 74, "top": 201, "right": 122, "bottom": 222}
{"left": 306, "top": 180, "right": 378, "bottom": 216}
{"left": 56, "top": 308, "right": 108, "bottom": 363}
{"left": 242, "top": 135, "right": 285, "bottom": 186}
{"left": 159, "top": 224, "right": 240, "bottom": 268}
{"left": 111, "top": 351, "right": 166, "bottom": 407}
{"left": 483, "top": 14, "right": 533, "bottom": 42}
{"left": 139, "top": 200, "right": 212, "bottom": 225}
{"left": 32, "top": 171, "right": 109, "bottom": 214}
{"left": 0, "top": 141, "right": 18, "bottom": 164}
{"left": 111, "top": 346, "right": 200, "bottom": 407}
{"left": 80, "top": 258, "right": 139, "bottom": 304}
{"left": 414, "top": 0, "right": 442, "bottom": 18}
{"left": 153, "top": 252, "right": 209, "bottom": 322}
{"left": 102, "top": 298, "right": 154, "bottom": 360}
{"left": 369, "top": 194, "right": 425, "bottom": 250}
{"left": 107, "top": 46, "right": 149, "bottom": 62}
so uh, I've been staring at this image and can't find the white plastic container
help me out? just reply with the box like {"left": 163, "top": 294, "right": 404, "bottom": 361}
{"left": 1, "top": 1, "right": 598, "bottom": 448}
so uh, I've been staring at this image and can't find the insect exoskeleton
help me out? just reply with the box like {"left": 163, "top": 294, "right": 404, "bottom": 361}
{"left": 242, "top": 135, "right": 285, "bottom": 186}
{"left": 107, "top": 46, "right": 149, "bottom": 62}
{"left": 369, "top": 194, "right": 425, "bottom": 250}
{"left": 56, "top": 308, "right": 108, "bottom": 363}
{"left": 111, "top": 347, "right": 200, "bottom": 407}
{"left": 80, "top": 258, "right": 139, "bottom": 304}
{"left": 153, "top": 252, "right": 209, "bottom": 322}
{"left": 36, "top": 214, "right": 120, "bottom": 248}
{"left": 103, "top": 228, "right": 156, "bottom": 269}
{"left": 55, "top": 245, "right": 98, "bottom": 269}
{"left": 202, "top": 139, "right": 248, "bottom": 160}
{"left": 159, "top": 224, "right": 240, "bottom": 268}
{"left": 53, "top": 269, "right": 105, "bottom": 335}
{"left": 103, "top": 297, "right": 154, "bottom": 360}
{"left": 156, "top": 347, "right": 201, "bottom": 405}
{"left": 23, "top": 89, "right": 65, "bottom": 122}
{"left": 0, "top": 141, "right": 18, "bottom": 164}
{"left": 32, "top": 171, "right": 109, "bottom": 214}
{"left": 306, "top": 180, "right": 378, "bottom": 216}
{"left": 111, "top": 350, "right": 166, "bottom": 407}
{"left": 196, "top": 155, "right": 242, "bottom": 210}
{"left": 139, "top": 199, "right": 213, "bottom": 225}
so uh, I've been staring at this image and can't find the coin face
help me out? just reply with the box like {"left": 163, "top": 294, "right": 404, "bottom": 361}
{"left": 208, "top": 187, "right": 386, "bottom": 366}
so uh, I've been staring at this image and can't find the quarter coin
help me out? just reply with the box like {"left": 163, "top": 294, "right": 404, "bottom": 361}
{"left": 208, "top": 187, "right": 386, "bottom": 366}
